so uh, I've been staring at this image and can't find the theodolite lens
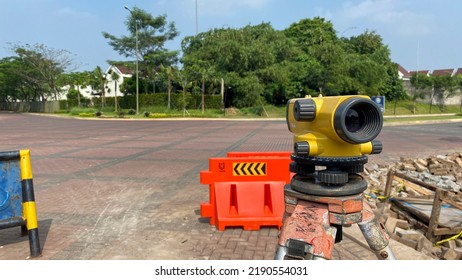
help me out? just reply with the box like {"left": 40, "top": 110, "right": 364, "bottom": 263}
{"left": 334, "top": 97, "right": 383, "bottom": 144}
{"left": 345, "top": 108, "right": 363, "bottom": 133}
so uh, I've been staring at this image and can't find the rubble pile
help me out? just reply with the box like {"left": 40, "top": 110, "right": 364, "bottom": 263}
{"left": 364, "top": 152, "right": 462, "bottom": 194}
{"left": 362, "top": 152, "right": 462, "bottom": 260}
{"left": 383, "top": 216, "right": 462, "bottom": 260}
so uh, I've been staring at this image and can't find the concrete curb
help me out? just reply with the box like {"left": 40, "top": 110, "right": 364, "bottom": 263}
{"left": 18, "top": 111, "right": 462, "bottom": 126}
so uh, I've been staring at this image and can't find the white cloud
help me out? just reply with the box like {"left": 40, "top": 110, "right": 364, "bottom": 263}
{"left": 238, "top": 0, "right": 271, "bottom": 8}
{"left": 55, "top": 7, "right": 98, "bottom": 21}
{"left": 175, "top": 0, "right": 271, "bottom": 16}
{"left": 340, "top": 0, "right": 436, "bottom": 36}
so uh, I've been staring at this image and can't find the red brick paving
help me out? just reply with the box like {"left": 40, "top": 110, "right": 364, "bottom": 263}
{"left": 0, "top": 112, "right": 461, "bottom": 260}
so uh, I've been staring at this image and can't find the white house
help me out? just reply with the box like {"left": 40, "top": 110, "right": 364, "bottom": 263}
{"left": 59, "top": 64, "right": 133, "bottom": 101}
{"left": 399, "top": 65, "right": 462, "bottom": 106}
{"left": 397, "top": 64, "right": 411, "bottom": 81}
{"left": 104, "top": 64, "right": 133, "bottom": 98}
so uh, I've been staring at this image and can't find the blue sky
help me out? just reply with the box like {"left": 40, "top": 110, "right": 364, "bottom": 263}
{"left": 1, "top": 0, "right": 460, "bottom": 73}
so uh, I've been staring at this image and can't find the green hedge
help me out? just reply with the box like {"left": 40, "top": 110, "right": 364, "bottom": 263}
{"left": 59, "top": 98, "right": 92, "bottom": 110}
{"left": 78, "top": 93, "right": 223, "bottom": 110}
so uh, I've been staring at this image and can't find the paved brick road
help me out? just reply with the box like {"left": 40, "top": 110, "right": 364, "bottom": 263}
{"left": 0, "top": 112, "right": 460, "bottom": 260}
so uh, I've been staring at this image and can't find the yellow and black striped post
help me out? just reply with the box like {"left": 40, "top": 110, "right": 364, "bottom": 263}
{"left": 19, "top": 150, "right": 41, "bottom": 258}
{"left": 0, "top": 150, "right": 41, "bottom": 258}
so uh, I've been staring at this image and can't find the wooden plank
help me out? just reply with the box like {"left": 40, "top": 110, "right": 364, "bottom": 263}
{"left": 393, "top": 171, "right": 462, "bottom": 211}
{"left": 392, "top": 198, "right": 461, "bottom": 228}
{"left": 395, "top": 197, "right": 434, "bottom": 204}
{"left": 443, "top": 196, "right": 462, "bottom": 211}
{"left": 394, "top": 176, "right": 433, "bottom": 196}
{"left": 386, "top": 169, "right": 462, "bottom": 242}
{"left": 434, "top": 227, "right": 462, "bottom": 236}
{"left": 384, "top": 169, "right": 394, "bottom": 198}
{"left": 391, "top": 199, "right": 431, "bottom": 223}
{"left": 426, "top": 189, "right": 443, "bottom": 242}
{"left": 394, "top": 171, "right": 439, "bottom": 193}
{"left": 390, "top": 204, "right": 429, "bottom": 232}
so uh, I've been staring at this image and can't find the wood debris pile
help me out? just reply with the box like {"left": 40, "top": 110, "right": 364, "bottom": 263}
{"left": 363, "top": 152, "right": 462, "bottom": 260}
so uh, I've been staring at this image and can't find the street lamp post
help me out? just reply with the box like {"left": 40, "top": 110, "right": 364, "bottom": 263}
{"left": 124, "top": 5, "right": 139, "bottom": 115}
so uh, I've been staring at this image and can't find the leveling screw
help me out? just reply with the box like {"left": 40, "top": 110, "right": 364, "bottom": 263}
{"left": 380, "top": 251, "right": 389, "bottom": 259}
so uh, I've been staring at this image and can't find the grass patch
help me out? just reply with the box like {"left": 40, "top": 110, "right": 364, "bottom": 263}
{"left": 384, "top": 115, "right": 462, "bottom": 122}
{"left": 70, "top": 107, "right": 96, "bottom": 116}
{"left": 78, "top": 112, "right": 96, "bottom": 118}
{"left": 61, "top": 100, "right": 462, "bottom": 120}
{"left": 384, "top": 100, "right": 462, "bottom": 115}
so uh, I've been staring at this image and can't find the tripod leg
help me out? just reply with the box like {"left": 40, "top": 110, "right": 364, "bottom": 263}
{"left": 275, "top": 201, "right": 337, "bottom": 260}
{"left": 358, "top": 201, "right": 396, "bottom": 260}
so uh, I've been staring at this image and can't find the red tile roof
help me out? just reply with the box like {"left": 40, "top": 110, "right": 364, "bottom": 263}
{"left": 409, "top": 70, "right": 430, "bottom": 76}
{"left": 397, "top": 64, "right": 410, "bottom": 78}
{"left": 431, "top": 69, "right": 454, "bottom": 76}
{"left": 453, "top": 68, "right": 462, "bottom": 76}
{"left": 113, "top": 65, "right": 133, "bottom": 75}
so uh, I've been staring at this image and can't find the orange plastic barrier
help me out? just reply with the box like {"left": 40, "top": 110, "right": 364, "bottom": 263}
{"left": 200, "top": 151, "right": 293, "bottom": 230}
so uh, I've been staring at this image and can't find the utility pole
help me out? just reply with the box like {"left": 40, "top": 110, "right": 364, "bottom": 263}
{"left": 124, "top": 5, "right": 139, "bottom": 115}
{"left": 195, "top": 0, "right": 198, "bottom": 35}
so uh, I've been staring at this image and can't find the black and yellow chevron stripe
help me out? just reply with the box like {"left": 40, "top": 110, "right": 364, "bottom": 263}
{"left": 233, "top": 162, "right": 267, "bottom": 176}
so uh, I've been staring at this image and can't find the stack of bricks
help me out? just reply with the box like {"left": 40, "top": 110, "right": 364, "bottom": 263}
{"left": 398, "top": 153, "right": 462, "bottom": 177}
{"left": 401, "top": 152, "right": 462, "bottom": 175}
{"left": 364, "top": 152, "right": 462, "bottom": 194}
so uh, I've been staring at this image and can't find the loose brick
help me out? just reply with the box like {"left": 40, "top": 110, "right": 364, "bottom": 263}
{"left": 406, "top": 188, "right": 423, "bottom": 197}
{"left": 395, "top": 228, "right": 425, "bottom": 241}
{"left": 455, "top": 239, "right": 462, "bottom": 247}
{"left": 414, "top": 162, "right": 428, "bottom": 172}
{"left": 385, "top": 217, "right": 398, "bottom": 234}
{"left": 431, "top": 170, "right": 448, "bottom": 176}
{"left": 416, "top": 158, "right": 428, "bottom": 167}
{"left": 441, "top": 248, "right": 459, "bottom": 260}
{"left": 399, "top": 237, "right": 418, "bottom": 249}
{"left": 454, "top": 248, "right": 462, "bottom": 260}
{"left": 395, "top": 219, "right": 409, "bottom": 230}
{"left": 416, "top": 237, "right": 433, "bottom": 252}
{"left": 402, "top": 163, "right": 416, "bottom": 171}
{"left": 440, "top": 240, "right": 457, "bottom": 249}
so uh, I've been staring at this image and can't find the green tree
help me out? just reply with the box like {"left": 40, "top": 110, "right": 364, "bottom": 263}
{"left": 346, "top": 30, "right": 387, "bottom": 56}
{"left": 457, "top": 74, "right": 462, "bottom": 112}
{"left": 8, "top": 43, "right": 76, "bottom": 100}
{"left": 410, "top": 73, "right": 432, "bottom": 113}
{"left": 159, "top": 65, "right": 178, "bottom": 109}
{"left": 65, "top": 71, "right": 91, "bottom": 107}
{"left": 432, "top": 74, "right": 458, "bottom": 112}
{"left": 285, "top": 21, "right": 395, "bottom": 97}
{"left": 182, "top": 58, "right": 217, "bottom": 113}
{"left": 342, "top": 30, "right": 391, "bottom": 95}
{"left": 381, "top": 63, "right": 407, "bottom": 114}
{"left": 102, "top": 7, "right": 179, "bottom": 89}
{"left": 109, "top": 70, "right": 120, "bottom": 112}
{"left": 0, "top": 57, "right": 32, "bottom": 102}
{"left": 284, "top": 18, "right": 352, "bottom": 96}
{"left": 89, "top": 66, "right": 108, "bottom": 109}
{"left": 182, "top": 23, "right": 299, "bottom": 108}
{"left": 284, "top": 17, "right": 338, "bottom": 50}
{"left": 180, "top": 18, "right": 399, "bottom": 109}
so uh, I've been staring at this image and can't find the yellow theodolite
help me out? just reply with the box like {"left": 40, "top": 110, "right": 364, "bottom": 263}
{"left": 286, "top": 94, "right": 383, "bottom": 158}
{"left": 275, "top": 94, "right": 395, "bottom": 260}
{"left": 285, "top": 95, "right": 383, "bottom": 188}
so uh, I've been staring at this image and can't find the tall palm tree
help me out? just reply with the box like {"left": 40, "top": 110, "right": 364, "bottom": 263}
{"left": 110, "top": 70, "right": 120, "bottom": 112}
{"left": 93, "top": 66, "right": 108, "bottom": 109}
